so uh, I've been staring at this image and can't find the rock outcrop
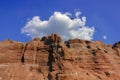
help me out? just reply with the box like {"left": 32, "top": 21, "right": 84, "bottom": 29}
{"left": 0, "top": 34, "right": 120, "bottom": 80}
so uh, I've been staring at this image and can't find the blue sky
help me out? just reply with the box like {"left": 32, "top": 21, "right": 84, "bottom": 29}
{"left": 0, "top": 0, "right": 120, "bottom": 44}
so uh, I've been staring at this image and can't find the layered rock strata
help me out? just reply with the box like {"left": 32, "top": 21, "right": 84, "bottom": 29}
{"left": 0, "top": 34, "right": 120, "bottom": 80}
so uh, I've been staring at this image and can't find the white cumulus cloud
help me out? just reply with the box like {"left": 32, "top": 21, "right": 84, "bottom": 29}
{"left": 21, "top": 11, "right": 95, "bottom": 41}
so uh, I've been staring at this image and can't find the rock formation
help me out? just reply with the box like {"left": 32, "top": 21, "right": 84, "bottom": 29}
{"left": 0, "top": 34, "right": 120, "bottom": 80}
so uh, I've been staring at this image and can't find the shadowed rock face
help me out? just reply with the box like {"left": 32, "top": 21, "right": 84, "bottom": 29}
{"left": 0, "top": 34, "right": 120, "bottom": 80}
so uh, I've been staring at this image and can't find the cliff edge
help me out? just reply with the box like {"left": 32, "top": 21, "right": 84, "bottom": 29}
{"left": 0, "top": 34, "right": 120, "bottom": 80}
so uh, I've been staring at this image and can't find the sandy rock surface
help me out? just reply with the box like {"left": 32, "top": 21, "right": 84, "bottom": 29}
{"left": 0, "top": 34, "right": 120, "bottom": 80}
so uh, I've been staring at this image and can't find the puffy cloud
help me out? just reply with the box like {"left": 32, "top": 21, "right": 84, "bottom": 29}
{"left": 21, "top": 11, "right": 95, "bottom": 41}
{"left": 103, "top": 35, "right": 107, "bottom": 40}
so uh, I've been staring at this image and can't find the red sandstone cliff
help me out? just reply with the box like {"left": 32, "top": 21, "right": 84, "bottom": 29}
{"left": 0, "top": 34, "right": 120, "bottom": 80}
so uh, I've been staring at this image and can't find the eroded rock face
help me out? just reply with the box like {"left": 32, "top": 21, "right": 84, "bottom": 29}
{"left": 0, "top": 34, "right": 120, "bottom": 80}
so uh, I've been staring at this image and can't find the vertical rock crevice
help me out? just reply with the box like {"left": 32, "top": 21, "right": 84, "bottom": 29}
{"left": 21, "top": 43, "right": 28, "bottom": 64}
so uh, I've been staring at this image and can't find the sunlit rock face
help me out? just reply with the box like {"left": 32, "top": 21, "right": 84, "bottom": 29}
{"left": 0, "top": 34, "right": 120, "bottom": 80}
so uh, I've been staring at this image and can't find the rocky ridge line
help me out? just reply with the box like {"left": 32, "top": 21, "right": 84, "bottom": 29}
{"left": 0, "top": 34, "right": 120, "bottom": 80}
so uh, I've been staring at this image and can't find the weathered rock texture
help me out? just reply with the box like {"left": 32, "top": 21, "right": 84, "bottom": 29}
{"left": 0, "top": 34, "right": 120, "bottom": 80}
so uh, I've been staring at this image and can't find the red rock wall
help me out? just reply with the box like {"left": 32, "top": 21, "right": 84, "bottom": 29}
{"left": 0, "top": 34, "right": 120, "bottom": 80}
